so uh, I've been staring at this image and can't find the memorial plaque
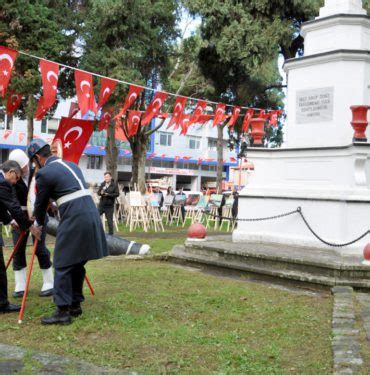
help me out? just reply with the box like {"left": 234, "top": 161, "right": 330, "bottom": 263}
{"left": 296, "top": 87, "right": 334, "bottom": 124}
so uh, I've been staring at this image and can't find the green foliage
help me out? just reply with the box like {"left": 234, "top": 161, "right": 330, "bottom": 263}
{"left": 0, "top": 1, "right": 80, "bottom": 118}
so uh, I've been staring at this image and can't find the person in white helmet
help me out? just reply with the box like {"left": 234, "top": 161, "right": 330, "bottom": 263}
{"left": 8, "top": 149, "right": 54, "bottom": 298}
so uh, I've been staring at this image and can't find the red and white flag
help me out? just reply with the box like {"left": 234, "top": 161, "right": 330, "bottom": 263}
{"left": 52, "top": 117, "right": 94, "bottom": 164}
{"left": 230, "top": 157, "right": 237, "bottom": 163}
{"left": 115, "top": 85, "right": 144, "bottom": 119}
{"left": 189, "top": 100, "right": 207, "bottom": 125}
{"left": 227, "top": 106, "right": 241, "bottom": 128}
{"left": 182, "top": 156, "right": 192, "bottom": 161}
{"left": 198, "top": 114, "right": 213, "bottom": 124}
{"left": 258, "top": 109, "right": 270, "bottom": 120}
{"left": 141, "top": 91, "right": 168, "bottom": 126}
{"left": 197, "top": 158, "right": 203, "bottom": 166}
{"left": 97, "top": 78, "right": 117, "bottom": 109}
{"left": 0, "top": 46, "right": 18, "bottom": 97}
{"left": 98, "top": 110, "right": 112, "bottom": 132}
{"left": 146, "top": 152, "right": 156, "bottom": 160}
{"left": 242, "top": 109, "right": 254, "bottom": 132}
{"left": 35, "top": 60, "right": 59, "bottom": 120}
{"left": 167, "top": 96, "right": 187, "bottom": 129}
{"left": 115, "top": 121, "right": 127, "bottom": 141}
{"left": 74, "top": 70, "right": 97, "bottom": 117}
{"left": 3, "top": 130, "right": 12, "bottom": 140}
{"left": 179, "top": 114, "right": 191, "bottom": 135}
{"left": 269, "top": 110, "right": 282, "bottom": 127}
{"left": 127, "top": 110, "right": 142, "bottom": 138}
{"left": 213, "top": 103, "right": 226, "bottom": 127}
{"left": 6, "top": 93, "right": 22, "bottom": 114}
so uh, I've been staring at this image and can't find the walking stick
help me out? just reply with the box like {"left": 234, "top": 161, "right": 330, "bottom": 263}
{"left": 5, "top": 231, "right": 27, "bottom": 271}
{"left": 18, "top": 239, "right": 38, "bottom": 324}
{"left": 85, "top": 275, "right": 95, "bottom": 296}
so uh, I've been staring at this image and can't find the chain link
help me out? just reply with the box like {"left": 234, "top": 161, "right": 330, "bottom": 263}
{"left": 203, "top": 206, "right": 370, "bottom": 248}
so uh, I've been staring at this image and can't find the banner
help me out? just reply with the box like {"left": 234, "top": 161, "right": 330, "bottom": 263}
{"left": 74, "top": 70, "right": 97, "bottom": 117}
{"left": 0, "top": 46, "right": 18, "bottom": 97}
{"left": 115, "top": 85, "right": 144, "bottom": 119}
{"left": 97, "top": 77, "right": 117, "bottom": 109}
{"left": 141, "top": 91, "right": 168, "bottom": 126}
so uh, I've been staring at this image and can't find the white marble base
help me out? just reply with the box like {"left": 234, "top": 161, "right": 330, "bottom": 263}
{"left": 232, "top": 144, "right": 370, "bottom": 257}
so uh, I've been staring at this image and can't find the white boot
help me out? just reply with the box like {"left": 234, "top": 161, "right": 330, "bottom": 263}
{"left": 40, "top": 267, "right": 54, "bottom": 297}
{"left": 13, "top": 268, "right": 26, "bottom": 297}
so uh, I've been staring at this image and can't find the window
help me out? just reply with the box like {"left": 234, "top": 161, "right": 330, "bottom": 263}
{"left": 87, "top": 155, "right": 102, "bottom": 170}
{"left": 118, "top": 157, "right": 132, "bottom": 166}
{"left": 0, "top": 109, "right": 5, "bottom": 130}
{"left": 208, "top": 138, "right": 217, "bottom": 151}
{"left": 158, "top": 132, "right": 172, "bottom": 146}
{"left": 47, "top": 118, "right": 59, "bottom": 134}
{"left": 201, "top": 164, "right": 217, "bottom": 172}
{"left": 187, "top": 136, "right": 201, "bottom": 150}
{"left": 41, "top": 119, "right": 47, "bottom": 133}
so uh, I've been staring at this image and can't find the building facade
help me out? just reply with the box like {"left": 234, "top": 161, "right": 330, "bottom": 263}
{"left": 0, "top": 100, "right": 238, "bottom": 191}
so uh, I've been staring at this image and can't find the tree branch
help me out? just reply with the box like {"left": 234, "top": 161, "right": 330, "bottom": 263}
{"left": 144, "top": 118, "right": 166, "bottom": 136}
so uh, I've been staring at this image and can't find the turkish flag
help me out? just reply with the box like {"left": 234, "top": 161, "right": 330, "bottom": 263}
{"left": 198, "top": 114, "right": 213, "bottom": 124}
{"left": 197, "top": 158, "right": 203, "bottom": 166}
{"left": 242, "top": 109, "right": 254, "bottom": 132}
{"left": 127, "top": 110, "right": 142, "bottom": 138}
{"left": 115, "top": 121, "right": 127, "bottom": 141}
{"left": 98, "top": 110, "right": 112, "bottom": 132}
{"left": 6, "top": 93, "right": 22, "bottom": 114}
{"left": 3, "top": 130, "right": 12, "bottom": 140}
{"left": 269, "top": 110, "right": 282, "bottom": 127}
{"left": 0, "top": 46, "right": 18, "bottom": 97}
{"left": 182, "top": 156, "right": 192, "bottom": 161}
{"left": 141, "top": 91, "right": 168, "bottom": 126}
{"left": 213, "top": 103, "right": 226, "bottom": 127}
{"left": 115, "top": 85, "right": 144, "bottom": 119}
{"left": 189, "top": 100, "right": 207, "bottom": 125}
{"left": 97, "top": 78, "right": 117, "bottom": 109}
{"left": 52, "top": 117, "right": 94, "bottom": 164}
{"left": 227, "top": 106, "right": 241, "bottom": 128}
{"left": 74, "top": 70, "right": 97, "bottom": 117}
{"left": 35, "top": 60, "right": 59, "bottom": 120}
{"left": 167, "top": 96, "right": 187, "bottom": 129}
{"left": 258, "top": 109, "right": 270, "bottom": 120}
{"left": 68, "top": 101, "right": 79, "bottom": 118}
{"left": 179, "top": 114, "right": 191, "bottom": 135}
{"left": 230, "top": 157, "right": 237, "bottom": 163}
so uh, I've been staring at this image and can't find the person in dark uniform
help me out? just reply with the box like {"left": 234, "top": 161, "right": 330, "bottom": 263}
{"left": 8, "top": 149, "right": 53, "bottom": 298}
{"left": 28, "top": 139, "right": 108, "bottom": 325}
{"left": 0, "top": 160, "right": 40, "bottom": 313}
{"left": 97, "top": 172, "right": 119, "bottom": 235}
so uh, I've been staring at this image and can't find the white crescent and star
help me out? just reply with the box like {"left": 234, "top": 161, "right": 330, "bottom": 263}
{"left": 102, "top": 87, "right": 110, "bottom": 98}
{"left": 132, "top": 115, "right": 141, "bottom": 124}
{"left": 128, "top": 93, "right": 138, "bottom": 103}
{"left": 80, "top": 80, "right": 91, "bottom": 96}
{"left": 63, "top": 126, "right": 83, "bottom": 148}
{"left": 47, "top": 70, "right": 58, "bottom": 82}
{"left": 0, "top": 54, "right": 14, "bottom": 68}
{"left": 152, "top": 98, "right": 163, "bottom": 110}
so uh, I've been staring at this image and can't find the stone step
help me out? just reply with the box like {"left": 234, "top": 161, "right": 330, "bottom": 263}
{"left": 169, "top": 238, "right": 370, "bottom": 289}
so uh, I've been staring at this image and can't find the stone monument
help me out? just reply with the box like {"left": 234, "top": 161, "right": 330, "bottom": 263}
{"left": 232, "top": 0, "right": 370, "bottom": 256}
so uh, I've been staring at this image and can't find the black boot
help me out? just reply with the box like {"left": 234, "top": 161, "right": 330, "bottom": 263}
{"left": 69, "top": 303, "right": 82, "bottom": 317}
{"left": 41, "top": 307, "right": 72, "bottom": 325}
{"left": 0, "top": 303, "right": 21, "bottom": 313}
{"left": 12, "top": 291, "right": 24, "bottom": 298}
{"left": 39, "top": 289, "right": 53, "bottom": 297}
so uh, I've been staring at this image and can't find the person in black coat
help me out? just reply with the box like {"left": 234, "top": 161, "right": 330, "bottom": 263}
{"left": 8, "top": 149, "right": 53, "bottom": 298}
{"left": 0, "top": 160, "right": 40, "bottom": 314}
{"left": 97, "top": 172, "right": 119, "bottom": 235}
{"left": 28, "top": 139, "right": 108, "bottom": 325}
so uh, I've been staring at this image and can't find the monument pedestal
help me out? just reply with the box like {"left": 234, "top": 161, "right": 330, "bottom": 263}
{"left": 233, "top": 144, "right": 370, "bottom": 256}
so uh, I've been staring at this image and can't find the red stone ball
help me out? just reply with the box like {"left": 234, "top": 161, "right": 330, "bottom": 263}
{"left": 364, "top": 243, "right": 370, "bottom": 261}
{"left": 188, "top": 223, "right": 207, "bottom": 239}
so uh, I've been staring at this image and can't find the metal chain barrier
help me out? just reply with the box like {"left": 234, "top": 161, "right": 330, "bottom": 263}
{"left": 204, "top": 206, "right": 370, "bottom": 248}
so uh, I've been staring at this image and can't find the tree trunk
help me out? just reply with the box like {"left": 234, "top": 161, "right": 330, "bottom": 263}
{"left": 130, "top": 131, "right": 148, "bottom": 193}
{"left": 216, "top": 124, "right": 224, "bottom": 193}
{"left": 105, "top": 122, "right": 119, "bottom": 181}
{"left": 27, "top": 95, "right": 34, "bottom": 144}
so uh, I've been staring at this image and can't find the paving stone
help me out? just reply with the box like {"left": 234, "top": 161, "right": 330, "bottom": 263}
{"left": 0, "top": 360, "right": 24, "bottom": 374}
{"left": 332, "top": 286, "right": 354, "bottom": 294}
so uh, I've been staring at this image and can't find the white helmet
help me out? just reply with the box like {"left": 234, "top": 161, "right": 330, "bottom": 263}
{"left": 9, "top": 149, "right": 29, "bottom": 169}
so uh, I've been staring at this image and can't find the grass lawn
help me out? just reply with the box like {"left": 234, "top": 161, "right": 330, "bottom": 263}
{"left": 0, "top": 226, "right": 333, "bottom": 373}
